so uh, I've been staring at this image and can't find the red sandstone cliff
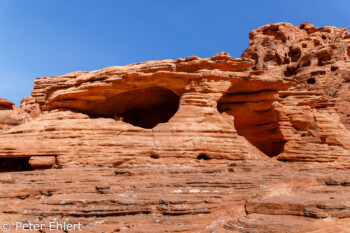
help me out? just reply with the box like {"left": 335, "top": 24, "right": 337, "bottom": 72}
{"left": 0, "top": 22, "right": 349, "bottom": 232}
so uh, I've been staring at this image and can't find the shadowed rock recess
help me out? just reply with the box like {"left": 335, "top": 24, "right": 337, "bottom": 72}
{"left": 0, "top": 22, "right": 350, "bottom": 232}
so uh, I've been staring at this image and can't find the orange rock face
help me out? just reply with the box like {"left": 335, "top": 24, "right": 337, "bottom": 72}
{"left": 0, "top": 22, "right": 349, "bottom": 232}
{"left": 242, "top": 22, "right": 350, "bottom": 165}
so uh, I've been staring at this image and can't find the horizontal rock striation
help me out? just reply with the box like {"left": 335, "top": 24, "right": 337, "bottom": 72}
{"left": 0, "top": 22, "right": 349, "bottom": 232}
{"left": 1, "top": 158, "right": 350, "bottom": 232}
{"left": 0, "top": 97, "right": 41, "bottom": 134}
{"left": 242, "top": 22, "right": 350, "bottom": 165}
{"left": 1, "top": 23, "right": 349, "bottom": 168}
{"left": 0, "top": 52, "right": 294, "bottom": 167}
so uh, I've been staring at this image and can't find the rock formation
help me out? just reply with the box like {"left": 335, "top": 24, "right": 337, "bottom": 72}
{"left": 242, "top": 22, "right": 350, "bottom": 166}
{"left": 0, "top": 22, "right": 349, "bottom": 232}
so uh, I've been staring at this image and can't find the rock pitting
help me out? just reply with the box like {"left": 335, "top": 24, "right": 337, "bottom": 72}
{"left": 0, "top": 22, "right": 350, "bottom": 232}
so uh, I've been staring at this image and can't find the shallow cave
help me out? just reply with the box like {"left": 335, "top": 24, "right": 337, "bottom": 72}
{"left": 307, "top": 78, "right": 316, "bottom": 84}
{"left": 0, "top": 158, "right": 33, "bottom": 173}
{"left": 196, "top": 154, "right": 211, "bottom": 160}
{"left": 218, "top": 94, "right": 286, "bottom": 157}
{"left": 85, "top": 87, "right": 180, "bottom": 129}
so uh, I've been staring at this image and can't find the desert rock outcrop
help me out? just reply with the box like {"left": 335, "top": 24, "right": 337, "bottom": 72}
{"left": 0, "top": 53, "right": 294, "bottom": 167}
{"left": 0, "top": 22, "right": 349, "bottom": 232}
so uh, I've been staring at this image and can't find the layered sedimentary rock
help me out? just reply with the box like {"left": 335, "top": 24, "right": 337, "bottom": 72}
{"left": 242, "top": 22, "right": 350, "bottom": 165}
{"left": 0, "top": 98, "right": 18, "bottom": 133}
{"left": 0, "top": 97, "right": 41, "bottom": 134}
{"left": 1, "top": 158, "right": 350, "bottom": 232}
{"left": 0, "top": 97, "right": 14, "bottom": 110}
{"left": 0, "top": 98, "right": 24, "bottom": 134}
{"left": 2, "top": 23, "right": 348, "bottom": 167}
{"left": 0, "top": 22, "right": 350, "bottom": 232}
{"left": 0, "top": 53, "right": 294, "bottom": 168}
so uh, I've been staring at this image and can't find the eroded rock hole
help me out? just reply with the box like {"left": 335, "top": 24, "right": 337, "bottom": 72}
{"left": 85, "top": 87, "right": 180, "bottom": 129}
{"left": 262, "top": 26, "right": 287, "bottom": 42}
{"left": 331, "top": 66, "right": 338, "bottom": 72}
{"left": 150, "top": 152, "right": 160, "bottom": 159}
{"left": 317, "top": 55, "right": 332, "bottom": 66}
{"left": 307, "top": 78, "right": 316, "bottom": 84}
{"left": 218, "top": 92, "right": 286, "bottom": 157}
{"left": 311, "top": 71, "right": 326, "bottom": 76}
{"left": 196, "top": 154, "right": 210, "bottom": 160}
{"left": 288, "top": 48, "right": 301, "bottom": 62}
{"left": 0, "top": 157, "right": 33, "bottom": 172}
{"left": 284, "top": 64, "right": 300, "bottom": 77}
{"left": 314, "top": 40, "right": 321, "bottom": 47}
{"left": 301, "top": 60, "right": 311, "bottom": 67}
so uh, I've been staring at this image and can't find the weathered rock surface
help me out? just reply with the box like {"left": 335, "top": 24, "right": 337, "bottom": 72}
{"left": 1, "top": 158, "right": 350, "bottom": 232}
{"left": 242, "top": 22, "right": 350, "bottom": 165}
{"left": 0, "top": 98, "right": 24, "bottom": 134}
{"left": 0, "top": 97, "right": 41, "bottom": 134}
{"left": 0, "top": 97, "right": 14, "bottom": 110}
{"left": 0, "top": 22, "right": 349, "bottom": 232}
{"left": 0, "top": 53, "right": 292, "bottom": 167}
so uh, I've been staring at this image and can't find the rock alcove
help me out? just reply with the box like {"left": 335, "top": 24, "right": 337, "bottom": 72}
{"left": 73, "top": 87, "right": 180, "bottom": 129}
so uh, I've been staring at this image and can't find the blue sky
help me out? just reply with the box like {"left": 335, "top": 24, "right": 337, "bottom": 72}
{"left": 1, "top": 0, "right": 349, "bottom": 105}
